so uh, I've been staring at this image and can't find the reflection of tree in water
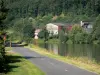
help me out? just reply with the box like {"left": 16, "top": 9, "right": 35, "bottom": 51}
{"left": 44, "top": 43, "right": 48, "bottom": 51}
{"left": 58, "top": 43, "right": 68, "bottom": 56}
{"left": 67, "top": 44, "right": 92, "bottom": 58}
{"left": 92, "top": 45, "right": 100, "bottom": 63}
{"left": 39, "top": 43, "right": 100, "bottom": 63}
{"left": 44, "top": 43, "right": 59, "bottom": 55}
{"left": 67, "top": 44, "right": 100, "bottom": 63}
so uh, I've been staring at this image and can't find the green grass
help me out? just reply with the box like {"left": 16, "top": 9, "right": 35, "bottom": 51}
{"left": 48, "top": 39, "right": 59, "bottom": 44}
{"left": 5, "top": 47, "right": 12, "bottom": 51}
{"left": 3, "top": 47, "right": 45, "bottom": 75}
{"left": 27, "top": 45, "right": 100, "bottom": 75}
{"left": 36, "top": 39, "right": 59, "bottom": 44}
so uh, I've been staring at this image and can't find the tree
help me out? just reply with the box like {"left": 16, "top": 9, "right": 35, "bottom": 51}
{"left": 23, "top": 23, "right": 35, "bottom": 43}
{"left": 6, "top": 0, "right": 100, "bottom": 19}
{"left": 38, "top": 27, "right": 49, "bottom": 41}
{"left": 0, "top": 0, "right": 8, "bottom": 72}
{"left": 68, "top": 24, "right": 88, "bottom": 44}
{"left": 91, "top": 14, "right": 100, "bottom": 43}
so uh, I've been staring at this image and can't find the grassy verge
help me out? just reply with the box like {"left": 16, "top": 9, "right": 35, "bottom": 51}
{"left": 48, "top": 39, "right": 59, "bottom": 44}
{"left": 36, "top": 39, "right": 59, "bottom": 44}
{"left": 27, "top": 45, "right": 100, "bottom": 75}
{"left": 2, "top": 47, "right": 45, "bottom": 75}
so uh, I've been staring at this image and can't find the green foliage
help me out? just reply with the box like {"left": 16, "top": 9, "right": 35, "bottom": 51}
{"left": 67, "top": 25, "right": 88, "bottom": 44}
{"left": 38, "top": 30, "right": 45, "bottom": 39}
{"left": 23, "top": 24, "right": 35, "bottom": 38}
{"left": 4, "top": 0, "right": 100, "bottom": 45}
{"left": 70, "top": 25, "right": 83, "bottom": 34}
{"left": 59, "top": 30, "right": 66, "bottom": 43}
{"left": 66, "top": 39, "right": 73, "bottom": 44}
{"left": 0, "top": 0, "right": 8, "bottom": 30}
{"left": 0, "top": 0, "right": 8, "bottom": 72}
{"left": 91, "top": 14, "right": 100, "bottom": 43}
{"left": 6, "top": 0, "right": 100, "bottom": 24}
{"left": 9, "top": 18, "right": 35, "bottom": 43}
{"left": 38, "top": 28, "right": 49, "bottom": 41}
{"left": 74, "top": 32, "right": 83, "bottom": 44}
{"left": 93, "top": 40, "right": 100, "bottom": 44}
{"left": 0, "top": 32, "right": 6, "bottom": 72}
{"left": 72, "top": 15, "right": 91, "bottom": 23}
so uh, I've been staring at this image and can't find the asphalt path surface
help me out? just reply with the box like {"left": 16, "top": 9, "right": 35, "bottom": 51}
{"left": 13, "top": 47, "right": 98, "bottom": 75}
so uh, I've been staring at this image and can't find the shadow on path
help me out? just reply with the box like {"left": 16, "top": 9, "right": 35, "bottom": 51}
{"left": 0, "top": 54, "right": 44, "bottom": 74}
{"left": 0, "top": 55, "right": 22, "bottom": 74}
{"left": 24, "top": 56, "right": 45, "bottom": 59}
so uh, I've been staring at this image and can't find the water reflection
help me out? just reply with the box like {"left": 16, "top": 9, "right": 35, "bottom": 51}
{"left": 38, "top": 43, "right": 100, "bottom": 63}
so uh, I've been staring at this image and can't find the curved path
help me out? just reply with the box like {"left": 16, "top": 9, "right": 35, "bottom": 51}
{"left": 13, "top": 47, "right": 98, "bottom": 75}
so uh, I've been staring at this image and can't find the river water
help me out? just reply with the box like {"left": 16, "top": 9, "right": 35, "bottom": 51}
{"left": 38, "top": 43, "right": 100, "bottom": 63}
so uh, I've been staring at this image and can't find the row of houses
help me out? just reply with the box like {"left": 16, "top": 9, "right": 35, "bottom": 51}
{"left": 35, "top": 21, "right": 93, "bottom": 36}
{"left": 46, "top": 21, "right": 93, "bottom": 35}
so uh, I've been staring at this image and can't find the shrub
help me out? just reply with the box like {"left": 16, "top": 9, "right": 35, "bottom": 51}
{"left": 68, "top": 24, "right": 88, "bottom": 44}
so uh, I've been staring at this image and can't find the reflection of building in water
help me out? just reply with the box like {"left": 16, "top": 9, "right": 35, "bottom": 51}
{"left": 47, "top": 43, "right": 52, "bottom": 52}
{"left": 47, "top": 44, "right": 58, "bottom": 55}
{"left": 39, "top": 43, "right": 100, "bottom": 63}
{"left": 58, "top": 43, "right": 68, "bottom": 56}
{"left": 53, "top": 44, "right": 58, "bottom": 55}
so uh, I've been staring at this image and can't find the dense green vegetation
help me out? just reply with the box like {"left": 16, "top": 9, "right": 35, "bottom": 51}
{"left": 4, "top": 0, "right": 100, "bottom": 44}
{"left": 5, "top": 0, "right": 100, "bottom": 27}
{"left": 6, "top": 0, "right": 100, "bottom": 18}
{"left": 0, "top": 0, "right": 8, "bottom": 72}
{"left": 66, "top": 25, "right": 88, "bottom": 44}
{"left": 8, "top": 18, "right": 35, "bottom": 43}
{"left": 91, "top": 14, "right": 100, "bottom": 44}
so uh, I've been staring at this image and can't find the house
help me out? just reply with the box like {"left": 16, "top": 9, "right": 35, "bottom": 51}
{"left": 80, "top": 21, "right": 93, "bottom": 28}
{"left": 80, "top": 21, "right": 93, "bottom": 33}
{"left": 34, "top": 29, "right": 41, "bottom": 36}
{"left": 46, "top": 23, "right": 72, "bottom": 35}
{"left": 46, "top": 23, "right": 58, "bottom": 35}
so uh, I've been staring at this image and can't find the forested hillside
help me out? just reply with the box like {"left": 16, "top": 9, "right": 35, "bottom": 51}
{"left": 6, "top": 0, "right": 100, "bottom": 20}
{"left": 4, "top": 0, "right": 100, "bottom": 44}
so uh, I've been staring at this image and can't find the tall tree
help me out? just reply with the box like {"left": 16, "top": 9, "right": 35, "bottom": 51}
{"left": 91, "top": 14, "right": 100, "bottom": 43}
{"left": 0, "top": 0, "right": 8, "bottom": 72}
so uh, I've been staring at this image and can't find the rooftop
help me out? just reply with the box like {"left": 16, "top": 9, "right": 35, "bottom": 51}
{"left": 49, "top": 23, "right": 73, "bottom": 26}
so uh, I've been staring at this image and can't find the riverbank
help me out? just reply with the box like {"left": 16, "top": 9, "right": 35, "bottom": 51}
{"left": 35, "top": 39, "right": 59, "bottom": 44}
{"left": 27, "top": 44, "right": 100, "bottom": 75}
{"left": 3, "top": 47, "right": 45, "bottom": 75}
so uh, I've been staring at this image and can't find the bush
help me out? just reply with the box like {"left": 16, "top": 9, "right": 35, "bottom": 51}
{"left": 93, "top": 40, "right": 100, "bottom": 44}
{"left": 67, "top": 24, "right": 88, "bottom": 44}
{"left": 38, "top": 29, "right": 49, "bottom": 41}
{"left": 91, "top": 14, "right": 100, "bottom": 43}
{"left": 0, "top": 33, "right": 6, "bottom": 72}
{"left": 66, "top": 40, "right": 73, "bottom": 44}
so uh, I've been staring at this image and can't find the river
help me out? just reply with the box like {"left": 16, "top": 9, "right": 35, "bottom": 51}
{"left": 38, "top": 43, "right": 100, "bottom": 63}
